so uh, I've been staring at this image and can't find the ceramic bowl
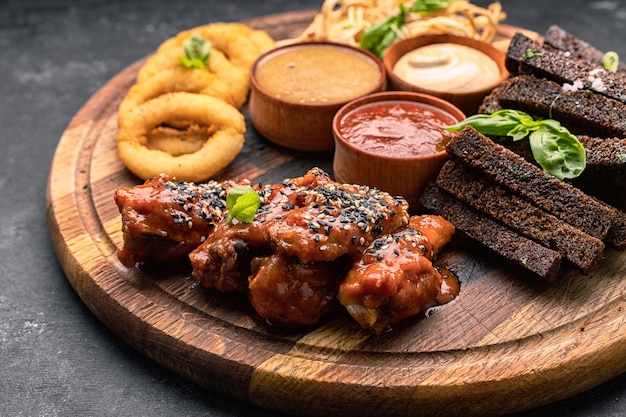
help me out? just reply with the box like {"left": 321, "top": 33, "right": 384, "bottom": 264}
{"left": 332, "top": 91, "right": 465, "bottom": 209}
{"left": 249, "top": 41, "right": 387, "bottom": 152}
{"left": 383, "top": 34, "right": 508, "bottom": 115}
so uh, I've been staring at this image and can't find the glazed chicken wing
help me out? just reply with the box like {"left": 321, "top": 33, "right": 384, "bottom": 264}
{"left": 248, "top": 254, "right": 349, "bottom": 325}
{"left": 114, "top": 174, "right": 251, "bottom": 267}
{"left": 189, "top": 168, "right": 335, "bottom": 291}
{"left": 264, "top": 181, "right": 410, "bottom": 263}
{"left": 337, "top": 215, "right": 457, "bottom": 334}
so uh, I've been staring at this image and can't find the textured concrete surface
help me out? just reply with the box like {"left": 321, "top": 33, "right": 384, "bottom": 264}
{"left": 1, "top": 0, "right": 625, "bottom": 415}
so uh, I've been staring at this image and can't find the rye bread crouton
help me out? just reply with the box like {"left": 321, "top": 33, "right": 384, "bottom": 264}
{"left": 436, "top": 160, "right": 605, "bottom": 273}
{"left": 420, "top": 183, "right": 562, "bottom": 282}
{"left": 445, "top": 127, "right": 615, "bottom": 241}
{"left": 497, "top": 135, "right": 626, "bottom": 213}
{"left": 506, "top": 32, "right": 626, "bottom": 105}
{"left": 478, "top": 75, "right": 626, "bottom": 138}
{"left": 544, "top": 25, "right": 626, "bottom": 73}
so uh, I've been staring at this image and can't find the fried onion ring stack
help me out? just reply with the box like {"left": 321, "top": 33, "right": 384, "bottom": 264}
{"left": 117, "top": 22, "right": 276, "bottom": 182}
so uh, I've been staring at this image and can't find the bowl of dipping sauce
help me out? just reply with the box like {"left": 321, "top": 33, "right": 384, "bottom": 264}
{"left": 332, "top": 91, "right": 465, "bottom": 209}
{"left": 383, "top": 34, "right": 508, "bottom": 115}
{"left": 249, "top": 41, "right": 386, "bottom": 152}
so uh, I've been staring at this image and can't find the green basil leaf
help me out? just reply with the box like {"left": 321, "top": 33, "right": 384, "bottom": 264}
{"left": 491, "top": 109, "right": 535, "bottom": 124}
{"left": 528, "top": 123, "right": 586, "bottom": 180}
{"left": 445, "top": 109, "right": 586, "bottom": 179}
{"left": 409, "top": 0, "right": 453, "bottom": 14}
{"left": 178, "top": 34, "right": 211, "bottom": 70}
{"left": 226, "top": 185, "right": 260, "bottom": 224}
{"left": 360, "top": 4, "right": 407, "bottom": 58}
{"left": 507, "top": 123, "right": 535, "bottom": 141}
{"left": 444, "top": 113, "right": 521, "bottom": 137}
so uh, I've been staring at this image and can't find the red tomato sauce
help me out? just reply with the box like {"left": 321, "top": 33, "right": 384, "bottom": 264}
{"left": 337, "top": 100, "right": 457, "bottom": 157}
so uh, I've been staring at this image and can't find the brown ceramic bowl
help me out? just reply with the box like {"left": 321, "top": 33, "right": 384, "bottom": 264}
{"left": 249, "top": 41, "right": 386, "bottom": 152}
{"left": 332, "top": 91, "right": 465, "bottom": 209}
{"left": 383, "top": 34, "right": 508, "bottom": 116}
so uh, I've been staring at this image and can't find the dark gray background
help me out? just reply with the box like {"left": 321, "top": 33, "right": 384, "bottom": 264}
{"left": 2, "top": 0, "right": 626, "bottom": 415}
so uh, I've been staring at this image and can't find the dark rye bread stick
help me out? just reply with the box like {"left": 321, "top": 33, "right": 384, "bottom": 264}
{"left": 544, "top": 25, "right": 626, "bottom": 73}
{"left": 506, "top": 32, "right": 626, "bottom": 105}
{"left": 445, "top": 127, "right": 615, "bottom": 240}
{"left": 436, "top": 160, "right": 604, "bottom": 273}
{"left": 498, "top": 136, "right": 626, "bottom": 215}
{"left": 578, "top": 136, "right": 626, "bottom": 169}
{"left": 500, "top": 135, "right": 626, "bottom": 172}
{"left": 479, "top": 75, "right": 626, "bottom": 138}
{"left": 420, "top": 183, "right": 562, "bottom": 282}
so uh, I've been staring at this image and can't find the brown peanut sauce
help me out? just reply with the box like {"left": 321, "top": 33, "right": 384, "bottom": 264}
{"left": 254, "top": 44, "right": 382, "bottom": 104}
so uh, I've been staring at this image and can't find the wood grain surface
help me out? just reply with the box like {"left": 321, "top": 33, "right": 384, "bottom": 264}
{"left": 46, "top": 10, "right": 626, "bottom": 417}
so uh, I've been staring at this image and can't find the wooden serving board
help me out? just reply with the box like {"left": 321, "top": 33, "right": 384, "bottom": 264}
{"left": 46, "top": 10, "right": 626, "bottom": 417}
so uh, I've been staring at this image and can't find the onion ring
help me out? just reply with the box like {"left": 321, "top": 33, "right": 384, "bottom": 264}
{"left": 117, "top": 92, "right": 245, "bottom": 182}
{"left": 146, "top": 22, "right": 275, "bottom": 75}
{"left": 116, "top": 22, "right": 275, "bottom": 182}
{"left": 119, "top": 49, "right": 249, "bottom": 115}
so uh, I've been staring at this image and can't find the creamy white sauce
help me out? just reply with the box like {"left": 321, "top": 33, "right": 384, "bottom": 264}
{"left": 393, "top": 43, "right": 500, "bottom": 93}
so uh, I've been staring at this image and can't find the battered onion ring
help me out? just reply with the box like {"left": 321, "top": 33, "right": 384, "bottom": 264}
{"left": 118, "top": 51, "right": 249, "bottom": 118}
{"left": 138, "top": 22, "right": 275, "bottom": 79}
{"left": 117, "top": 92, "right": 245, "bottom": 182}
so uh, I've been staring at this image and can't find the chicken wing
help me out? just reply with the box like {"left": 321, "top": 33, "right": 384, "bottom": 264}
{"left": 337, "top": 215, "right": 457, "bottom": 334}
{"left": 114, "top": 174, "right": 251, "bottom": 267}
{"left": 248, "top": 254, "right": 349, "bottom": 325}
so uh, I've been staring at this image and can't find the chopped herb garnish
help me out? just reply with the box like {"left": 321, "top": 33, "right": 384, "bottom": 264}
{"left": 360, "top": 0, "right": 452, "bottom": 58}
{"left": 178, "top": 34, "right": 212, "bottom": 69}
{"left": 445, "top": 109, "right": 586, "bottom": 180}
{"left": 523, "top": 48, "right": 543, "bottom": 60}
{"left": 602, "top": 51, "right": 619, "bottom": 72}
{"left": 226, "top": 185, "right": 260, "bottom": 224}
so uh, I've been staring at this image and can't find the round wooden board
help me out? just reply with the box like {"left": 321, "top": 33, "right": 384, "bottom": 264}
{"left": 46, "top": 10, "right": 626, "bottom": 417}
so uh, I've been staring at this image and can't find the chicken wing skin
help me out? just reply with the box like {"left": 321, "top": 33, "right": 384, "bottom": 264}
{"left": 264, "top": 181, "right": 410, "bottom": 263}
{"left": 248, "top": 254, "right": 349, "bottom": 325}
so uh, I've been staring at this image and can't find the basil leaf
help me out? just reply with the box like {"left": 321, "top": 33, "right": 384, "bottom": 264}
{"left": 507, "top": 123, "right": 535, "bottom": 141}
{"left": 409, "top": 0, "right": 453, "bottom": 14}
{"left": 444, "top": 113, "right": 521, "bottom": 137}
{"left": 360, "top": 4, "right": 408, "bottom": 58}
{"left": 444, "top": 109, "right": 586, "bottom": 179}
{"left": 226, "top": 185, "right": 260, "bottom": 224}
{"left": 528, "top": 121, "right": 586, "bottom": 180}
{"left": 360, "top": 0, "right": 451, "bottom": 58}
{"left": 178, "top": 34, "right": 211, "bottom": 69}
